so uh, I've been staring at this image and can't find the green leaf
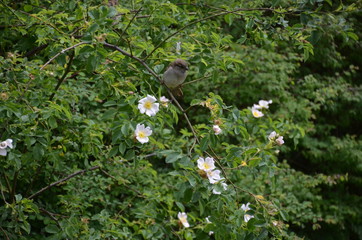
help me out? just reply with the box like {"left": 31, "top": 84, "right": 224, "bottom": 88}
{"left": 24, "top": 5, "right": 33, "bottom": 12}
{"left": 176, "top": 202, "right": 185, "bottom": 212}
{"left": 119, "top": 142, "right": 126, "bottom": 155}
{"left": 165, "top": 152, "right": 182, "bottom": 163}
{"left": 45, "top": 224, "right": 60, "bottom": 234}
{"left": 200, "top": 137, "right": 209, "bottom": 152}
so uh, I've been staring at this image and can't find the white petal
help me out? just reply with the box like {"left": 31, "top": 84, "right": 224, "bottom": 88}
{"left": 276, "top": 136, "right": 284, "bottom": 145}
{"left": 197, "top": 157, "right": 205, "bottom": 170}
{"left": 5, "top": 139, "right": 13, "bottom": 149}
{"left": 136, "top": 136, "right": 149, "bottom": 144}
{"left": 244, "top": 214, "right": 254, "bottom": 222}
{"left": 212, "top": 188, "right": 221, "bottom": 194}
{"left": 0, "top": 149, "right": 7, "bottom": 156}
{"left": 146, "top": 95, "right": 157, "bottom": 102}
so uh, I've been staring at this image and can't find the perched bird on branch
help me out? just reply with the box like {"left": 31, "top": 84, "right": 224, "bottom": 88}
{"left": 162, "top": 59, "right": 188, "bottom": 97}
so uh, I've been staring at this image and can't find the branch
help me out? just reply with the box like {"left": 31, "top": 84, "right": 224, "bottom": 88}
{"left": 0, "top": 227, "right": 9, "bottom": 240}
{"left": 119, "top": 7, "right": 143, "bottom": 39}
{"left": 40, "top": 42, "right": 87, "bottom": 70}
{"left": 39, "top": 208, "right": 62, "bottom": 228}
{"left": 28, "top": 166, "right": 100, "bottom": 199}
{"left": 49, "top": 51, "right": 75, "bottom": 101}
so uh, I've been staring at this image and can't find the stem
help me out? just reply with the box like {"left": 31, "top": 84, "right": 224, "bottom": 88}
{"left": 49, "top": 51, "right": 75, "bottom": 101}
{"left": 40, "top": 42, "right": 86, "bottom": 70}
{"left": 28, "top": 166, "right": 100, "bottom": 199}
{"left": 11, "top": 171, "right": 18, "bottom": 203}
{"left": 0, "top": 226, "right": 9, "bottom": 240}
{"left": 119, "top": 7, "right": 143, "bottom": 39}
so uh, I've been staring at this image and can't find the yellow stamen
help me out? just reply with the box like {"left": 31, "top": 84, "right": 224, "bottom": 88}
{"left": 144, "top": 101, "right": 152, "bottom": 109}
{"left": 138, "top": 131, "right": 146, "bottom": 138}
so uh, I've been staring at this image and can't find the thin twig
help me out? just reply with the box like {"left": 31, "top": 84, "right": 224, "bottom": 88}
{"left": 28, "top": 166, "right": 100, "bottom": 199}
{"left": 144, "top": 8, "right": 276, "bottom": 60}
{"left": 100, "top": 169, "right": 145, "bottom": 197}
{"left": 0, "top": 181, "right": 9, "bottom": 205}
{"left": 40, "top": 42, "right": 87, "bottom": 70}
{"left": 49, "top": 51, "right": 75, "bottom": 101}
{"left": 18, "top": 10, "right": 64, "bottom": 35}
{"left": 11, "top": 171, "right": 18, "bottom": 203}
{"left": 120, "top": 7, "right": 143, "bottom": 39}
{"left": 0, "top": 226, "right": 9, "bottom": 240}
{"left": 40, "top": 208, "right": 62, "bottom": 228}
{"left": 181, "top": 75, "right": 211, "bottom": 86}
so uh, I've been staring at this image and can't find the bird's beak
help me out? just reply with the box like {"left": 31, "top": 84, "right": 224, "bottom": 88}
{"left": 185, "top": 66, "right": 189, "bottom": 70}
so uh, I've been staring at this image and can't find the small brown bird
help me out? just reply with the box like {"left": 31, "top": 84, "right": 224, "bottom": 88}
{"left": 162, "top": 59, "right": 188, "bottom": 97}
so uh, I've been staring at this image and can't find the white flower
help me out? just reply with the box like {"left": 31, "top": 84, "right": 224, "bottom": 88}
{"left": 252, "top": 104, "right": 262, "bottom": 110}
{"left": 244, "top": 214, "right": 254, "bottom": 223}
{"left": 212, "top": 188, "right": 221, "bottom": 195}
{"left": 209, "top": 231, "right": 214, "bottom": 235}
{"left": 258, "top": 100, "right": 272, "bottom": 109}
{"left": 134, "top": 124, "right": 152, "bottom": 144}
{"left": 268, "top": 131, "right": 277, "bottom": 141}
{"left": 251, "top": 108, "right": 264, "bottom": 118}
{"left": 276, "top": 136, "right": 284, "bottom": 145}
{"left": 241, "top": 202, "right": 251, "bottom": 212}
{"left": 212, "top": 182, "right": 228, "bottom": 194}
{"left": 138, "top": 95, "right": 160, "bottom": 117}
{"left": 197, "top": 157, "right": 215, "bottom": 172}
{"left": 213, "top": 125, "right": 222, "bottom": 135}
{"left": 206, "top": 216, "right": 212, "bottom": 224}
{"left": 160, "top": 96, "right": 170, "bottom": 107}
{"left": 0, "top": 139, "right": 13, "bottom": 156}
{"left": 177, "top": 212, "right": 190, "bottom": 228}
{"left": 207, "top": 169, "right": 222, "bottom": 184}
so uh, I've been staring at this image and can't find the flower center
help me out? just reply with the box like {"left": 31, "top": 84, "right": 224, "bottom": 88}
{"left": 144, "top": 101, "right": 152, "bottom": 109}
{"left": 138, "top": 131, "right": 146, "bottom": 138}
{"left": 203, "top": 163, "right": 211, "bottom": 170}
{"left": 180, "top": 216, "right": 187, "bottom": 224}
{"left": 0, "top": 142, "right": 7, "bottom": 149}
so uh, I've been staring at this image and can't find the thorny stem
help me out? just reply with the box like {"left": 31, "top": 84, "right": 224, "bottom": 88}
{"left": 28, "top": 166, "right": 100, "bottom": 199}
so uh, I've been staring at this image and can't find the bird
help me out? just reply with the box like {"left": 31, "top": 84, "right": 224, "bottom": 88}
{"left": 162, "top": 59, "right": 188, "bottom": 97}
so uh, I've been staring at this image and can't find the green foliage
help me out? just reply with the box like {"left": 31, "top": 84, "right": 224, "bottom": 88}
{"left": 0, "top": 0, "right": 361, "bottom": 239}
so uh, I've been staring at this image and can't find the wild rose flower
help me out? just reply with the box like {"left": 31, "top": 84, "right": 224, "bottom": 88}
{"left": 177, "top": 212, "right": 190, "bottom": 228}
{"left": 251, "top": 108, "right": 264, "bottom": 118}
{"left": 134, "top": 124, "right": 152, "bottom": 144}
{"left": 0, "top": 139, "right": 13, "bottom": 156}
{"left": 258, "top": 100, "right": 272, "bottom": 109}
{"left": 241, "top": 202, "right": 251, "bottom": 212}
{"left": 213, "top": 125, "right": 222, "bottom": 135}
{"left": 212, "top": 182, "right": 228, "bottom": 195}
{"left": 244, "top": 214, "right": 254, "bottom": 223}
{"left": 275, "top": 136, "right": 284, "bottom": 145}
{"left": 197, "top": 157, "right": 215, "bottom": 172}
{"left": 241, "top": 202, "right": 254, "bottom": 222}
{"left": 138, "top": 95, "right": 159, "bottom": 117}
{"left": 268, "top": 131, "right": 277, "bottom": 141}
{"left": 160, "top": 96, "right": 170, "bottom": 107}
{"left": 207, "top": 169, "right": 223, "bottom": 184}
